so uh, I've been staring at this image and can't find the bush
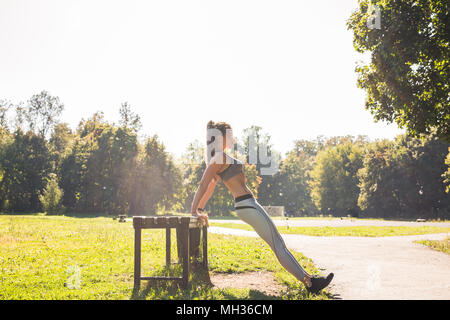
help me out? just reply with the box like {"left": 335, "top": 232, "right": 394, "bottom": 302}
{"left": 39, "top": 173, "right": 65, "bottom": 214}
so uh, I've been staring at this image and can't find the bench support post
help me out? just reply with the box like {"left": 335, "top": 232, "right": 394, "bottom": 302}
{"left": 134, "top": 226, "right": 142, "bottom": 289}
{"left": 202, "top": 225, "right": 208, "bottom": 269}
{"left": 132, "top": 216, "right": 207, "bottom": 290}
{"left": 166, "top": 227, "right": 171, "bottom": 265}
{"left": 181, "top": 224, "right": 190, "bottom": 288}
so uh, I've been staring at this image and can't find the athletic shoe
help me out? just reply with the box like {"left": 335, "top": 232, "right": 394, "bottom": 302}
{"left": 306, "top": 273, "right": 334, "bottom": 294}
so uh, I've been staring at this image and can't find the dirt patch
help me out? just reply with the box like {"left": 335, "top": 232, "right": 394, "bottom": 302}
{"left": 210, "top": 271, "right": 286, "bottom": 297}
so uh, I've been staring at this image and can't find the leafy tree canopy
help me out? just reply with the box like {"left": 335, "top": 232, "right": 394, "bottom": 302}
{"left": 347, "top": 0, "right": 449, "bottom": 142}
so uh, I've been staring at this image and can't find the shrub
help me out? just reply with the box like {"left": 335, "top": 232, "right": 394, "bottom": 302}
{"left": 39, "top": 173, "right": 65, "bottom": 214}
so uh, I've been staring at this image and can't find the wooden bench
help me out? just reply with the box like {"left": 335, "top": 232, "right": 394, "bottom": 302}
{"left": 132, "top": 215, "right": 207, "bottom": 289}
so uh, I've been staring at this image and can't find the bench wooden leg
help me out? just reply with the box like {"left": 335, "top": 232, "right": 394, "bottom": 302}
{"left": 176, "top": 226, "right": 182, "bottom": 263}
{"left": 166, "top": 227, "right": 171, "bottom": 266}
{"left": 202, "top": 225, "right": 208, "bottom": 269}
{"left": 134, "top": 226, "right": 141, "bottom": 289}
{"left": 190, "top": 228, "right": 201, "bottom": 262}
{"left": 181, "top": 225, "right": 190, "bottom": 288}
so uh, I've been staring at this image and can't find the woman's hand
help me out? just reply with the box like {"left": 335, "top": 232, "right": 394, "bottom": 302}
{"left": 192, "top": 209, "right": 209, "bottom": 228}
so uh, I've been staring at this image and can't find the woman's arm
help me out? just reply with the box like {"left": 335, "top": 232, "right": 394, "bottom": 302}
{"left": 197, "top": 175, "right": 219, "bottom": 210}
{"left": 190, "top": 161, "right": 221, "bottom": 214}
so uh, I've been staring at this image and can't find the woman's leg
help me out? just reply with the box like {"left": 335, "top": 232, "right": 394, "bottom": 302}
{"left": 235, "top": 202, "right": 311, "bottom": 285}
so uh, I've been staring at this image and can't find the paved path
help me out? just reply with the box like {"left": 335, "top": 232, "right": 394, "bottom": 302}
{"left": 210, "top": 218, "right": 450, "bottom": 228}
{"left": 208, "top": 225, "right": 450, "bottom": 300}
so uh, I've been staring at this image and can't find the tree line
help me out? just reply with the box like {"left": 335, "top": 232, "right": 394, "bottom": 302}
{"left": 2, "top": 1, "right": 448, "bottom": 219}
{"left": 257, "top": 133, "right": 449, "bottom": 219}
{"left": 0, "top": 91, "right": 448, "bottom": 219}
{"left": 0, "top": 94, "right": 180, "bottom": 216}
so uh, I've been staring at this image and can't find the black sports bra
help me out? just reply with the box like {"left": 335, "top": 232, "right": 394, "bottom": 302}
{"left": 217, "top": 154, "right": 244, "bottom": 181}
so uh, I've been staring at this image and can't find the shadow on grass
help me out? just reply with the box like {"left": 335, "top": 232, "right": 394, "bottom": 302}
{"left": 329, "top": 292, "right": 342, "bottom": 300}
{"left": 220, "top": 289, "right": 283, "bottom": 300}
{"left": 130, "top": 263, "right": 282, "bottom": 300}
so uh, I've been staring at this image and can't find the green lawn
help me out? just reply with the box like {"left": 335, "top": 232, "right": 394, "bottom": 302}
{"left": 0, "top": 215, "right": 329, "bottom": 300}
{"left": 211, "top": 215, "right": 450, "bottom": 223}
{"left": 415, "top": 237, "right": 450, "bottom": 255}
{"left": 210, "top": 222, "right": 450, "bottom": 237}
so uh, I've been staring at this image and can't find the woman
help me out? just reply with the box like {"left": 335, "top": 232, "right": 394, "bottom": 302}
{"left": 191, "top": 121, "right": 333, "bottom": 294}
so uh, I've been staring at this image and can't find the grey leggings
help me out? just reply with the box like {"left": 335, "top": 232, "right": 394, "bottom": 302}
{"left": 235, "top": 197, "right": 307, "bottom": 281}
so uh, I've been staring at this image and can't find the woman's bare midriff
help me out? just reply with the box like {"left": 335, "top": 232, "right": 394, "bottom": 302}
{"left": 221, "top": 172, "right": 253, "bottom": 199}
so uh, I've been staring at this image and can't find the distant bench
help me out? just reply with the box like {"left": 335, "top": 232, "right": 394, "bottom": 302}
{"left": 132, "top": 216, "right": 207, "bottom": 289}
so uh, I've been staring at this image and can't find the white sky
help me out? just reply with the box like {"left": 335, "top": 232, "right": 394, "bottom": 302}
{"left": 0, "top": 0, "right": 404, "bottom": 158}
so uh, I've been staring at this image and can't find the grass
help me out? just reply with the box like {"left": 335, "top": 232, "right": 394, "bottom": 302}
{"left": 415, "top": 237, "right": 450, "bottom": 255}
{"left": 0, "top": 215, "right": 329, "bottom": 300}
{"left": 210, "top": 222, "right": 450, "bottom": 237}
{"left": 210, "top": 215, "right": 450, "bottom": 223}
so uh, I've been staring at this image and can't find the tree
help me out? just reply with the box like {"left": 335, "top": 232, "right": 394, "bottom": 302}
{"left": 13, "top": 102, "right": 27, "bottom": 131}
{"left": 347, "top": 0, "right": 449, "bottom": 142}
{"left": 357, "top": 139, "right": 402, "bottom": 218}
{"left": 76, "top": 111, "right": 106, "bottom": 138}
{"left": 443, "top": 147, "right": 450, "bottom": 193}
{"left": 59, "top": 134, "right": 95, "bottom": 212}
{"left": 88, "top": 125, "right": 138, "bottom": 215}
{"left": 39, "top": 173, "right": 65, "bottom": 214}
{"left": 118, "top": 102, "right": 142, "bottom": 133}
{"left": 310, "top": 142, "right": 365, "bottom": 216}
{"left": 0, "top": 128, "right": 13, "bottom": 211}
{"left": 49, "top": 122, "right": 75, "bottom": 175}
{"left": 273, "top": 139, "right": 324, "bottom": 215}
{"left": 0, "top": 130, "right": 51, "bottom": 212}
{"left": 240, "top": 125, "right": 279, "bottom": 175}
{"left": 358, "top": 133, "right": 449, "bottom": 219}
{"left": 0, "top": 99, "right": 12, "bottom": 130}
{"left": 61, "top": 115, "right": 139, "bottom": 215}
{"left": 25, "top": 91, "right": 64, "bottom": 138}
{"left": 49, "top": 123, "right": 74, "bottom": 155}
{"left": 240, "top": 125, "right": 280, "bottom": 210}
{"left": 129, "top": 135, "right": 181, "bottom": 215}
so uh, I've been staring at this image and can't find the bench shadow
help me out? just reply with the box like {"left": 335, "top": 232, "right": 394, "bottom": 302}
{"left": 130, "top": 264, "right": 284, "bottom": 300}
{"left": 327, "top": 292, "right": 342, "bottom": 300}
{"left": 219, "top": 289, "right": 283, "bottom": 300}
{"left": 130, "top": 263, "right": 212, "bottom": 300}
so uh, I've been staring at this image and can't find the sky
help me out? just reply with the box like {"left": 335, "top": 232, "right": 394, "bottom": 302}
{"left": 0, "top": 0, "right": 404, "bottom": 158}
